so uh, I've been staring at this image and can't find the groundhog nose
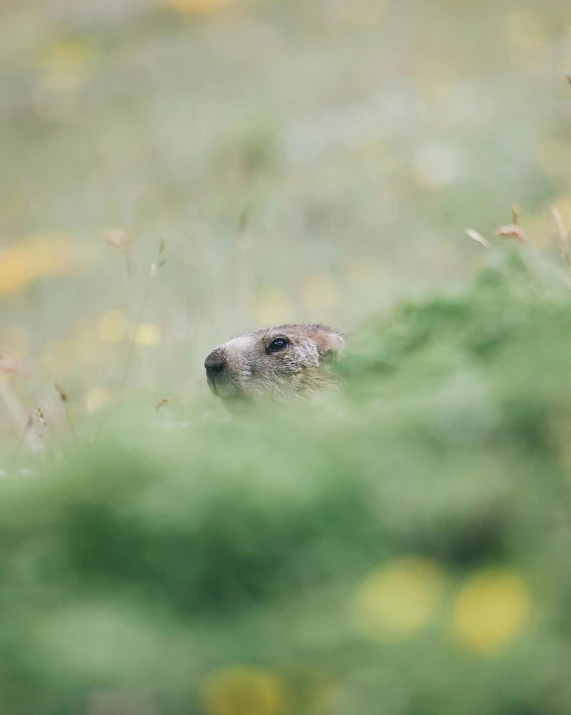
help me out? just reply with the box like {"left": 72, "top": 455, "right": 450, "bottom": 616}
{"left": 204, "top": 350, "right": 227, "bottom": 377}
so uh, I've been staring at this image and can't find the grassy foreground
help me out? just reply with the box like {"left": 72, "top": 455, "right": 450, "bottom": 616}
{"left": 3, "top": 248, "right": 571, "bottom": 714}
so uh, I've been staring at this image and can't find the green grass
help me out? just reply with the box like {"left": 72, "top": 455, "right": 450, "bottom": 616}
{"left": 1, "top": 2, "right": 571, "bottom": 712}
{"left": 3, "top": 249, "right": 571, "bottom": 713}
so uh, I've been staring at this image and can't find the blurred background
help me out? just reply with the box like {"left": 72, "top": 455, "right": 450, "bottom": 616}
{"left": 1, "top": 0, "right": 570, "bottom": 428}
{"left": 3, "top": 3, "right": 571, "bottom": 712}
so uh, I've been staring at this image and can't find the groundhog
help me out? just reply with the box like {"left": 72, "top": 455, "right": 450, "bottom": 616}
{"left": 204, "top": 324, "right": 345, "bottom": 407}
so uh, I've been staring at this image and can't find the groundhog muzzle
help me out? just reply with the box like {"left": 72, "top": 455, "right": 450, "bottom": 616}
{"left": 204, "top": 324, "right": 344, "bottom": 407}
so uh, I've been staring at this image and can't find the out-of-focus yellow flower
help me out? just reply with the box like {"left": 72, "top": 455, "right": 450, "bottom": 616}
{"left": 202, "top": 667, "right": 286, "bottom": 715}
{"left": 96, "top": 310, "right": 129, "bottom": 343}
{"left": 255, "top": 291, "right": 295, "bottom": 326}
{"left": 301, "top": 272, "right": 338, "bottom": 313}
{"left": 132, "top": 324, "right": 161, "bottom": 346}
{"left": 85, "top": 388, "right": 113, "bottom": 414}
{"left": 39, "top": 38, "right": 97, "bottom": 92}
{"left": 451, "top": 568, "right": 531, "bottom": 655}
{"left": 1, "top": 326, "right": 31, "bottom": 360}
{"left": 160, "top": 0, "right": 230, "bottom": 14}
{"left": 34, "top": 39, "right": 97, "bottom": 119}
{"left": 352, "top": 557, "right": 446, "bottom": 641}
{"left": 504, "top": 9, "right": 547, "bottom": 52}
{"left": 0, "top": 233, "right": 85, "bottom": 295}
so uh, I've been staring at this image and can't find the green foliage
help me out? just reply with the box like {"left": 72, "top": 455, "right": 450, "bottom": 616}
{"left": 1, "top": 1, "right": 569, "bottom": 710}
{"left": 5, "top": 253, "right": 571, "bottom": 715}
{"left": 3, "top": 250, "right": 571, "bottom": 713}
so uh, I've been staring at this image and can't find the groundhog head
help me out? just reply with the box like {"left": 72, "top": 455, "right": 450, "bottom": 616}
{"left": 204, "top": 324, "right": 345, "bottom": 407}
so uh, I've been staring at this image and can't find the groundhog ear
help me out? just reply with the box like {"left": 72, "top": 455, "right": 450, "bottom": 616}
{"left": 313, "top": 328, "right": 345, "bottom": 359}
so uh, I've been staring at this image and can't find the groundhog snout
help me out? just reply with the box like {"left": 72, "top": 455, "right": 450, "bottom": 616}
{"left": 204, "top": 349, "right": 227, "bottom": 378}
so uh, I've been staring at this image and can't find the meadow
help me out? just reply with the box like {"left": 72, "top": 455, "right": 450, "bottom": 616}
{"left": 1, "top": 0, "right": 571, "bottom": 713}
{"left": 1, "top": 0, "right": 570, "bottom": 434}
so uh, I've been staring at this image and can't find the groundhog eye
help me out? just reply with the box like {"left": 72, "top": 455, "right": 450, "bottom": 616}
{"left": 267, "top": 337, "right": 289, "bottom": 354}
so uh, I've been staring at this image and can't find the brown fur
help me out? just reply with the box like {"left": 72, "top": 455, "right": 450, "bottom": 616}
{"left": 204, "top": 324, "right": 344, "bottom": 407}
